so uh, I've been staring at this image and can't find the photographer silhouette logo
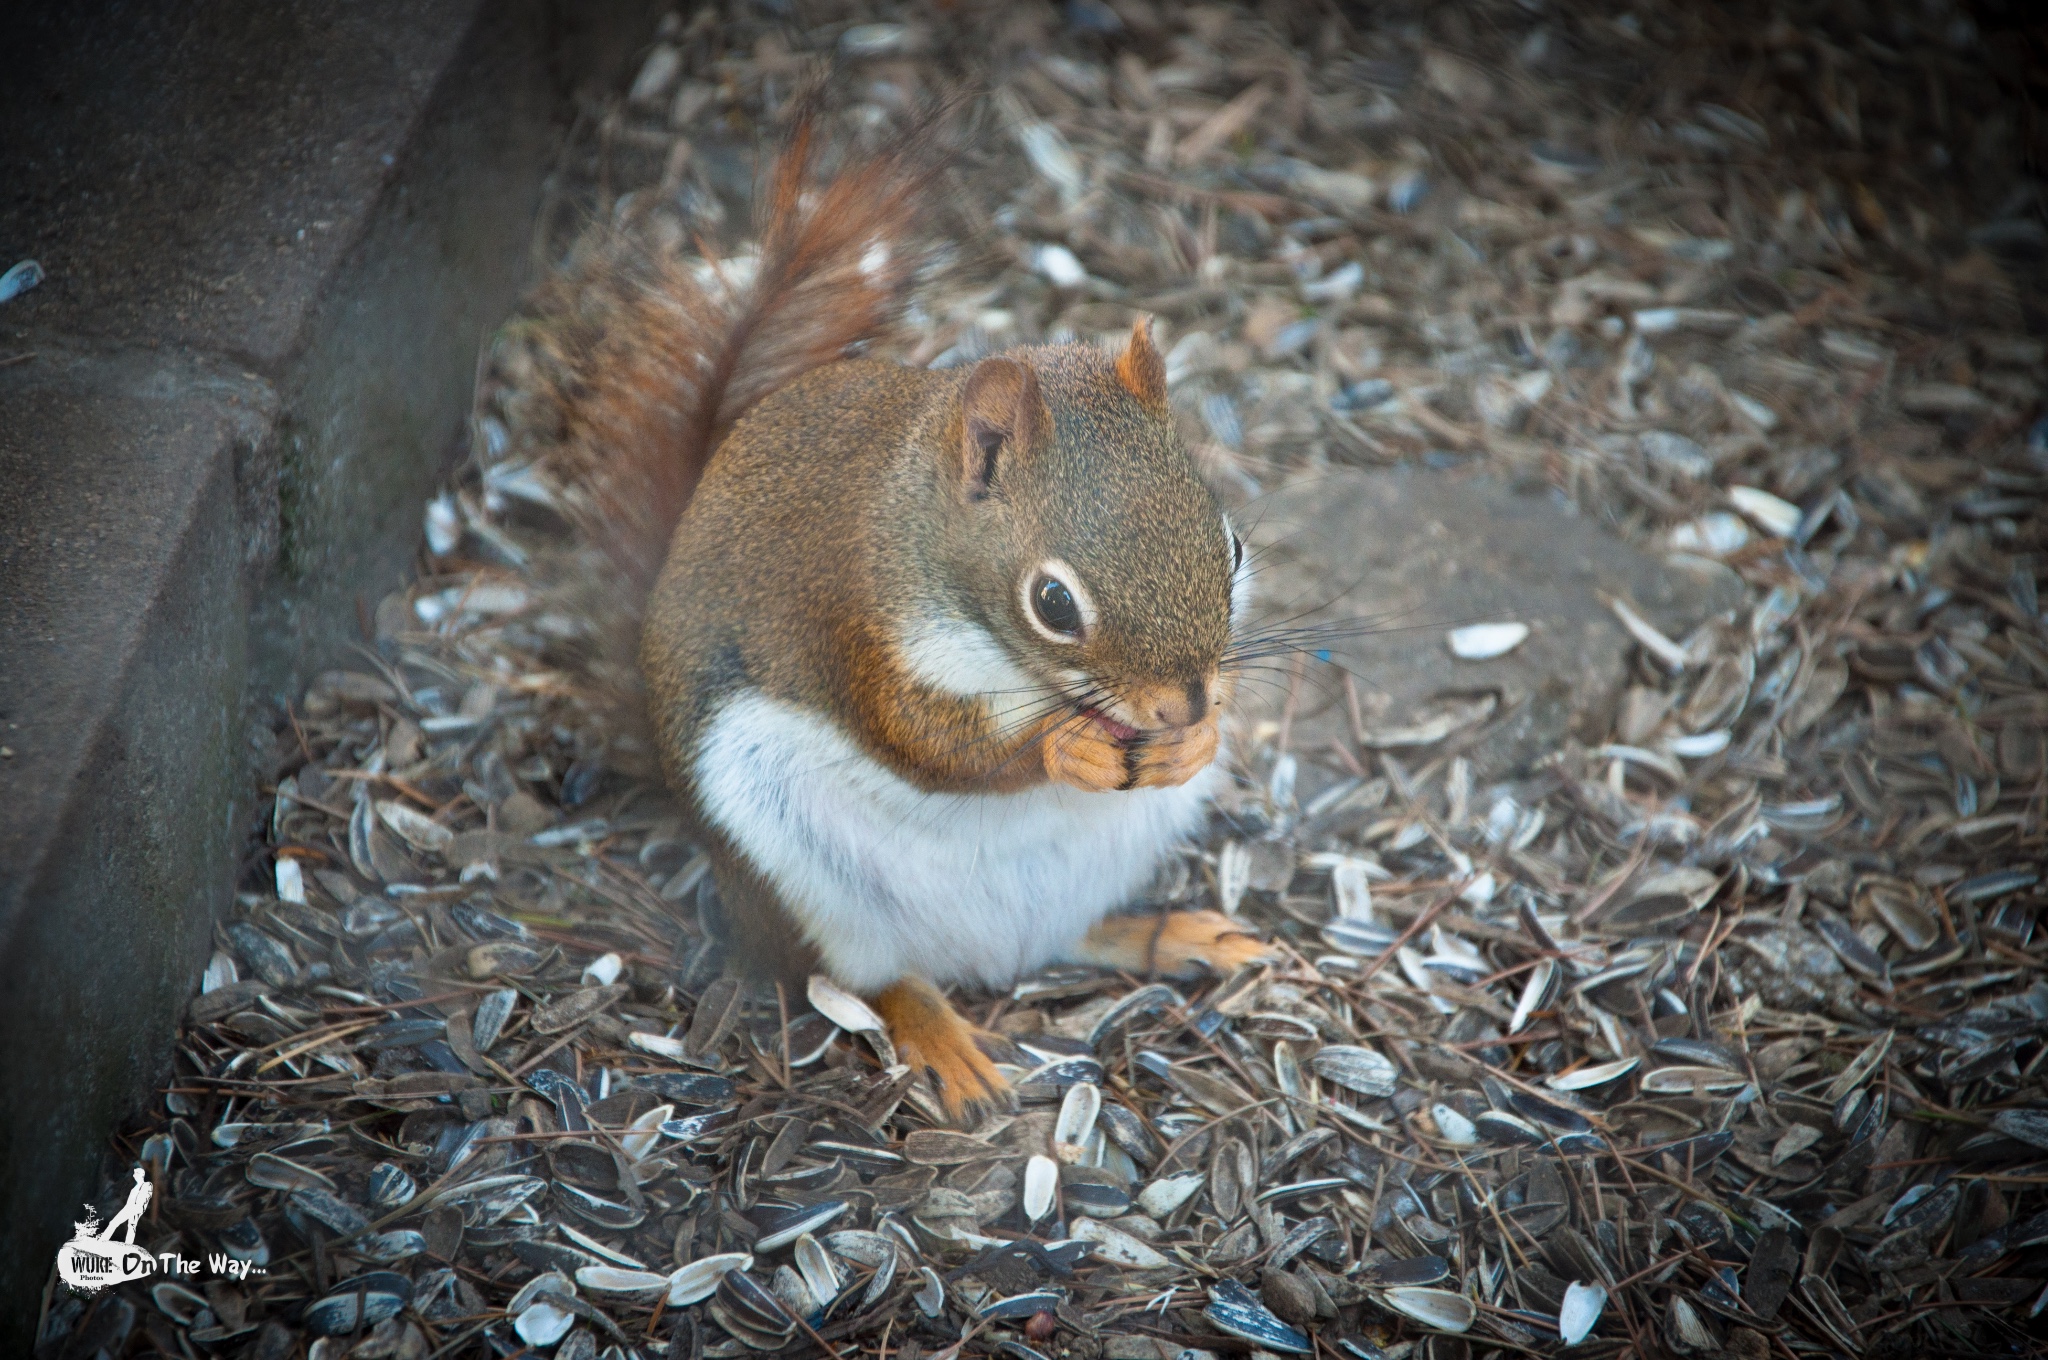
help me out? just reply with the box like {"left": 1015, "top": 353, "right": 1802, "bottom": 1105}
{"left": 56, "top": 1168, "right": 158, "bottom": 1293}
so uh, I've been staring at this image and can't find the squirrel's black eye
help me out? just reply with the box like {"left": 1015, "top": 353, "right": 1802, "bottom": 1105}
{"left": 1032, "top": 576, "right": 1084, "bottom": 636}
{"left": 1231, "top": 533, "right": 1244, "bottom": 571}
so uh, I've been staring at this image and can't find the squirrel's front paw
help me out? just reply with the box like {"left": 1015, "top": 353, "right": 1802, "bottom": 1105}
{"left": 1042, "top": 712, "right": 1220, "bottom": 792}
{"left": 1077, "top": 909, "right": 1281, "bottom": 977}
{"left": 1129, "top": 714, "right": 1220, "bottom": 789}
{"left": 1042, "top": 714, "right": 1131, "bottom": 792}
{"left": 870, "top": 977, "right": 1016, "bottom": 1125}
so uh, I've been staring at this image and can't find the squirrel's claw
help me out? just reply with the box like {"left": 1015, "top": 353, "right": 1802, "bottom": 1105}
{"left": 871, "top": 977, "right": 1016, "bottom": 1126}
{"left": 1075, "top": 909, "right": 1281, "bottom": 977}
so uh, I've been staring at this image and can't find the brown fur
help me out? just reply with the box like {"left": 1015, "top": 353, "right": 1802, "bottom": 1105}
{"left": 523, "top": 107, "right": 1248, "bottom": 1115}
{"left": 1113, "top": 316, "right": 1168, "bottom": 413}
{"left": 642, "top": 334, "right": 1237, "bottom": 982}
{"left": 958, "top": 358, "right": 1047, "bottom": 499}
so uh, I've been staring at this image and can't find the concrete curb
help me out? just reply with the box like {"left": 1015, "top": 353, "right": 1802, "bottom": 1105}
{"left": 0, "top": 0, "right": 657, "bottom": 1328}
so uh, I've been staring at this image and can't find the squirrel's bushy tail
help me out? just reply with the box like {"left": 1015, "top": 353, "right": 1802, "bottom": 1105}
{"left": 526, "top": 88, "right": 948, "bottom": 588}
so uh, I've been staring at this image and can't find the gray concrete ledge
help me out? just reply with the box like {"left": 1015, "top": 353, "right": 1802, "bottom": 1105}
{"left": 0, "top": 0, "right": 657, "bottom": 1328}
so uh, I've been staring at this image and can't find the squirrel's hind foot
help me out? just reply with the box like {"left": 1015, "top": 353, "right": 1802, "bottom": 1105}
{"left": 871, "top": 977, "right": 1017, "bottom": 1126}
{"left": 1076, "top": 909, "right": 1280, "bottom": 977}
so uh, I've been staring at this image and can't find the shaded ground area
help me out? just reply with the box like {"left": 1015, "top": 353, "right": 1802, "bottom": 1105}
{"left": 42, "top": 2, "right": 2047, "bottom": 1358}
{"left": 2, "top": 0, "right": 662, "bottom": 1333}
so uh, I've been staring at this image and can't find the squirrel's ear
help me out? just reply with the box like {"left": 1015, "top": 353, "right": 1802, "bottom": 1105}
{"left": 957, "top": 356, "right": 1044, "bottom": 501}
{"left": 1114, "top": 315, "right": 1167, "bottom": 413}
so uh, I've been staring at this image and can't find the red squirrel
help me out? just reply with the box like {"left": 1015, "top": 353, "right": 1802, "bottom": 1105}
{"left": 533, "top": 100, "right": 1274, "bottom": 1120}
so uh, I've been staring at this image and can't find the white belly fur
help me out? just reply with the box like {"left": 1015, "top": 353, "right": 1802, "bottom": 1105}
{"left": 693, "top": 690, "right": 1219, "bottom": 992}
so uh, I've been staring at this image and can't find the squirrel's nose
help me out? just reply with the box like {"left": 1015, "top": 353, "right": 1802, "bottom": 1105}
{"left": 1146, "top": 680, "right": 1208, "bottom": 728}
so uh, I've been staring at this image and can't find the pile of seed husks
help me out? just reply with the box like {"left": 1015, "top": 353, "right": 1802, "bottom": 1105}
{"left": 41, "top": 2, "right": 2047, "bottom": 1358}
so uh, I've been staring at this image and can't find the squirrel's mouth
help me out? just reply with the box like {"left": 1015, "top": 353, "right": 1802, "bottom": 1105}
{"left": 1080, "top": 706, "right": 1141, "bottom": 744}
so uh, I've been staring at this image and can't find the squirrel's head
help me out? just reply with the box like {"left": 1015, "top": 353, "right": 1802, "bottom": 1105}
{"left": 923, "top": 319, "right": 1247, "bottom": 788}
